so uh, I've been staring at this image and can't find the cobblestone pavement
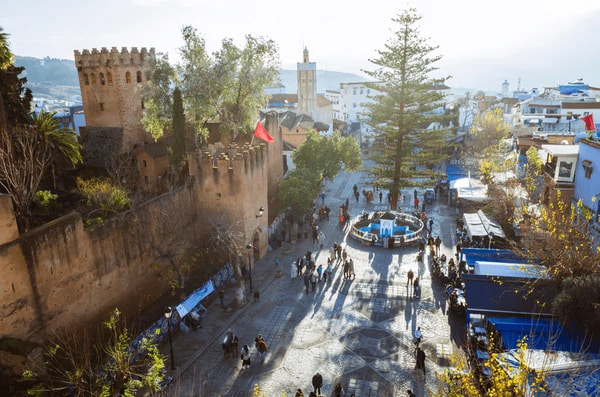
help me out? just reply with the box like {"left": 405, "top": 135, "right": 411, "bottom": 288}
{"left": 163, "top": 161, "right": 465, "bottom": 397}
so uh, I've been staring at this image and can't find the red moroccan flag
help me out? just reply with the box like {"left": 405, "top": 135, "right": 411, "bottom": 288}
{"left": 581, "top": 114, "right": 595, "bottom": 131}
{"left": 253, "top": 121, "right": 274, "bottom": 143}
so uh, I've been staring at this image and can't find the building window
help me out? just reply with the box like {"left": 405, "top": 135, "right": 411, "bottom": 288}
{"left": 99, "top": 73, "right": 105, "bottom": 85}
{"left": 143, "top": 160, "right": 147, "bottom": 167}
{"left": 99, "top": 103, "right": 104, "bottom": 111}
{"left": 583, "top": 160, "right": 593, "bottom": 179}
{"left": 360, "top": 89, "right": 363, "bottom": 95}
{"left": 107, "top": 72, "right": 112, "bottom": 85}
{"left": 136, "top": 71, "right": 142, "bottom": 83}
{"left": 84, "top": 73, "right": 89, "bottom": 85}
{"left": 353, "top": 89, "right": 357, "bottom": 95}
{"left": 141, "top": 100, "right": 145, "bottom": 109}
{"left": 353, "top": 103, "right": 357, "bottom": 108}
{"left": 90, "top": 73, "right": 96, "bottom": 84}
{"left": 144, "top": 176, "right": 148, "bottom": 185}
{"left": 126, "top": 71, "right": 131, "bottom": 83}
{"left": 367, "top": 89, "right": 370, "bottom": 94}
{"left": 558, "top": 161, "right": 573, "bottom": 179}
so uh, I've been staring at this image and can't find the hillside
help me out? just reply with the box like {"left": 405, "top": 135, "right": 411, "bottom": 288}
{"left": 15, "top": 56, "right": 79, "bottom": 86}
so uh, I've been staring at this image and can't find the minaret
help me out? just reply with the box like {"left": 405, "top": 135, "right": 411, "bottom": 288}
{"left": 501, "top": 80, "right": 509, "bottom": 98}
{"left": 297, "top": 47, "right": 316, "bottom": 118}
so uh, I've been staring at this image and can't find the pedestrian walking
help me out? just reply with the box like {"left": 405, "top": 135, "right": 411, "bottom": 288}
{"left": 416, "top": 347, "right": 426, "bottom": 375}
{"left": 219, "top": 288, "right": 227, "bottom": 309}
{"left": 343, "top": 260, "right": 350, "bottom": 280}
{"left": 349, "top": 258, "right": 355, "bottom": 280}
{"left": 317, "top": 264, "right": 323, "bottom": 281}
{"left": 336, "top": 244, "right": 342, "bottom": 261}
{"left": 414, "top": 197, "right": 419, "bottom": 210}
{"left": 318, "top": 231, "right": 325, "bottom": 249}
{"left": 456, "top": 242, "right": 462, "bottom": 261}
{"left": 240, "top": 345, "right": 251, "bottom": 372}
{"left": 304, "top": 272, "right": 310, "bottom": 294}
{"left": 345, "top": 198, "right": 349, "bottom": 211}
{"left": 354, "top": 190, "right": 360, "bottom": 202}
{"left": 414, "top": 327, "right": 422, "bottom": 347}
{"left": 407, "top": 269, "right": 414, "bottom": 289}
{"left": 334, "top": 382, "right": 345, "bottom": 397}
{"left": 407, "top": 390, "right": 416, "bottom": 397}
{"left": 429, "top": 218, "right": 434, "bottom": 233}
{"left": 291, "top": 260, "right": 297, "bottom": 279}
{"left": 311, "top": 272, "right": 317, "bottom": 291}
{"left": 379, "top": 191, "right": 383, "bottom": 203}
{"left": 326, "top": 262, "right": 333, "bottom": 282}
{"left": 342, "top": 248, "right": 347, "bottom": 262}
{"left": 418, "top": 239, "right": 425, "bottom": 253}
{"left": 295, "top": 389, "right": 304, "bottom": 397}
{"left": 312, "top": 229, "right": 318, "bottom": 245}
{"left": 255, "top": 335, "right": 268, "bottom": 362}
{"left": 312, "top": 372, "right": 323, "bottom": 395}
{"left": 413, "top": 277, "right": 420, "bottom": 298}
{"left": 414, "top": 188, "right": 417, "bottom": 200}
{"left": 434, "top": 236, "right": 441, "bottom": 255}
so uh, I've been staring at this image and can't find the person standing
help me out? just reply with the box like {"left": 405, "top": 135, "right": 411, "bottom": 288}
{"left": 379, "top": 191, "right": 383, "bottom": 203}
{"left": 407, "top": 390, "right": 416, "bottom": 397}
{"left": 240, "top": 344, "right": 251, "bottom": 372}
{"left": 255, "top": 335, "right": 268, "bottom": 362}
{"left": 295, "top": 389, "right": 304, "bottom": 397}
{"left": 348, "top": 258, "right": 355, "bottom": 280}
{"left": 304, "top": 272, "right": 311, "bottom": 294}
{"left": 342, "top": 249, "right": 348, "bottom": 263}
{"left": 311, "top": 271, "right": 317, "bottom": 292}
{"left": 407, "top": 269, "right": 414, "bottom": 289}
{"left": 434, "top": 236, "right": 441, "bottom": 255}
{"left": 415, "top": 326, "right": 422, "bottom": 348}
{"left": 326, "top": 261, "right": 333, "bottom": 282}
{"left": 317, "top": 264, "right": 323, "bottom": 281}
{"left": 414, "top": 197, "right": 419, "bottom": 211}
{"left": 343, "top": 260, "right": 350, "bottom": 280}
{"left": 312, "top": 372, "right": 323, "bottom": 395}
{"left": 334, "top": 382, "right": 345, "bottom": 397}
{"left": 416, "top": 347, "right": 426, "bottom": 375}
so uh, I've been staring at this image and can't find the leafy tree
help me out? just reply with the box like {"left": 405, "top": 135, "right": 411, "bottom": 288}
{"left": 523, "top": 146, "right": 543, "bottom": 202}
{"left": 141, "top": 52, "right": 175, "bottom": 140}
{"left": 169, "top": 86, "right": 187, "bottom": 170}
{"left": 23, "top": 308, "right": 165, "bottom": 397}
{"left": 552, "top": 275, "right": 600, "bottom": 337}
{"left": 75, "top": 177, "right": 131, "bottom": 223}
{"left": 178, "top": 26, "right": 279, "bottom": 140}
{"left": 0, "top": 112, "right": 80, "bottom": 230}
{"left": 363, "top": 8, "right": 451, "bottom": 209}
{"left": 0, "top": 27, "right": 32, "bottom": 132}
{"left": 279, "top": 168, "right": 321, "bottom": 222}
{"left": 292, "top": 129, "right": 362, "bottom": 180}
{"left": 467, "top": 108, "right": 509, "bottom": 155}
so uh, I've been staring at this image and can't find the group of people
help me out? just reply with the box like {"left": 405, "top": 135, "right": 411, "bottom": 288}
{"left": 294, "top": 376, "right": 352, "bottom": 397}
{"left": 406, "top": 268, "right": 420, "bottom": 299}
{"left": 225, "top": 329, "right": 269, "bottom": 373}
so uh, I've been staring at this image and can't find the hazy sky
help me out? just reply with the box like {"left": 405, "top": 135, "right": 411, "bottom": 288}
{"left": 2, "top": 0, "right": 600, "bottom": 91}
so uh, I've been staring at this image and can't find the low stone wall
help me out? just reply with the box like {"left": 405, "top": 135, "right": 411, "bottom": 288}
{"left": 349, "top": 212, "right": 424, "bottom": 247}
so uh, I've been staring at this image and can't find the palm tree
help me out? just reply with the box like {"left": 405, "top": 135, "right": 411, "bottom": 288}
{"left": 32, "top": 111, "right": 82, "bottom": 188}
{"left": 0, "top": 27, "right": 13, "bottom": 70}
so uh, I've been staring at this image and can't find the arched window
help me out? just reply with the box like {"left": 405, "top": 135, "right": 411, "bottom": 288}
{"left": 99, "top": 73, "right": 105, "bottom": 85}
{"left": 136, "top": 71, "right": 142, "bottom": 83}
{"left": 90, "top": 73, "right": 96, "bottom": 84}
{"left": 125, "top": 71, "right": 131, "bottom": 83}
{"left": 84, "top": 73, "right": 89, "bottom": 85}
{"left": 107, "top": 72, "right": 112, "bottom": 85}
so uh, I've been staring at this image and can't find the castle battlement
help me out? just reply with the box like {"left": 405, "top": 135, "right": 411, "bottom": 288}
{"left": 192, "top": 143, "right": 266, "bottom": 182}
{"left": 74, "top": 47, "right": 155, "bottom": 68}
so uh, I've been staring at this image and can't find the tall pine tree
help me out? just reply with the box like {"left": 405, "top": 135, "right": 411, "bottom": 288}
{"left": 364, "top": 8, "right": 451, "bottom": 210}
{"left": 169, "top": 86, "right": 186, "bottom": 169}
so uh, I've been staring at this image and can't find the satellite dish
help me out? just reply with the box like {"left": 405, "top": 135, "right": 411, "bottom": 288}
{"left": 560, "top": 140, "right": 569, "bottom": 145}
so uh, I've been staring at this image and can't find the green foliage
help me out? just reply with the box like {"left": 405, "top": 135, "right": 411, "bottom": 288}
{"left": 279, "top": 168, "right": 321, "bottom": 222}
{"left": 33, "top": 190, "right": 59, "bottom": 216}
{"left": 0, "top": 26, "right": 13, "bottom": 69}
{"left": 523, "top": 146, "right": 543, "bottom": 201}
{"left": 75, "top": 177, "right": 131, "bottom": 219}
{"left": 84, "top": 216, "right": 103, "bottom": 228}
{"left": 552, "top": 275, "right": 600, "bottom": 336}
{"left": 0, "top": 62, "right": 33, "bottom": 129}
{"left": 292, "top": 130, "right": 362, "bottom": 180}
{"left": 178, "top": 26, "right": 279, "bottom": 139}
{"left": 142, "top": 52, "right": 175, "bottom": 140}
{"left": 363, "top": 8, "right": 451, "bottom": 209}
{"left": 24, "top": 308, "right": 165, "bottom": 397}
{"left": 467, "top": 108, "right": 509, "bottom": 158}
{"left": 169, "top": 86, "right": 187, "bottom": 169}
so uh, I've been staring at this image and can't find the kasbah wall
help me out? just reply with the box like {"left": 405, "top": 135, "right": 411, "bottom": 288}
{"left": 0, "top": 119, "right": 280, "bottom": 344}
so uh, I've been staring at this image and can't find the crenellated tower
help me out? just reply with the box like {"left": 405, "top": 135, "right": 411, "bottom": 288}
{"left": 74, "top": 47, "right": 155, "bottom": 153}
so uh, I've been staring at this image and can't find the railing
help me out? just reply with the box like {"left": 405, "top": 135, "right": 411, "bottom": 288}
{"left": 349, "top": 212, "right": 425, "bottom": 247}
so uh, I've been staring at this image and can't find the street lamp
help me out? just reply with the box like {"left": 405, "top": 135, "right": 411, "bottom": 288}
{"left": 164, "top": 307, "right": 176, "bottom": 370}
{"left": 488, "top": 231, "right": 494, "bottom": 249}
{"left": 256, "top": 206, "right": 264, "bottom": 218}
{"left": 246, "top": 244, "right": 253, "bottom": 294}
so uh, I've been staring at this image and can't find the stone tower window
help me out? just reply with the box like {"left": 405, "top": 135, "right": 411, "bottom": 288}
{"left": 126, "top": 71, "right": 131, "bottom": 83}
{"left": 84, "top": 73, "right": 89, "bottom": 85}
{"left": 99, "top": 103, "right": 104, "bottom": 111}
{"left": 107, "top": 72, "right": 113, "bottom": 85}
{"left": 141, "top": 100, "right": 145, "bottom": 110}
{"left": 99, "top": 73, "right": 105, "bottom": 85}
{"left": 136, "top": 71, "right": 142, "bottom": 83}
{"left": 90, "top": 73, "right": 96, "bottom": 84}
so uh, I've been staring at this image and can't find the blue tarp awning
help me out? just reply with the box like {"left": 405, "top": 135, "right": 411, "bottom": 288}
{"left": 175, "top": 279, "right": 215, "bottom": 317}
{"left": 462, "top": 248, "right": 529, "bottom": 270}
{"left": 446, "top": 164, "right": 469, "bottom": 182}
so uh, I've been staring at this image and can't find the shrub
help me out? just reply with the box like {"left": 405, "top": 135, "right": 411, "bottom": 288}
{"left": 75, "top": 177, "right": 131, "bottom": 218}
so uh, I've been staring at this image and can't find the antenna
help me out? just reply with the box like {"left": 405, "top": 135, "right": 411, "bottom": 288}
{"left": 517, "top": 77, "right": 521, "bottom": 92}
